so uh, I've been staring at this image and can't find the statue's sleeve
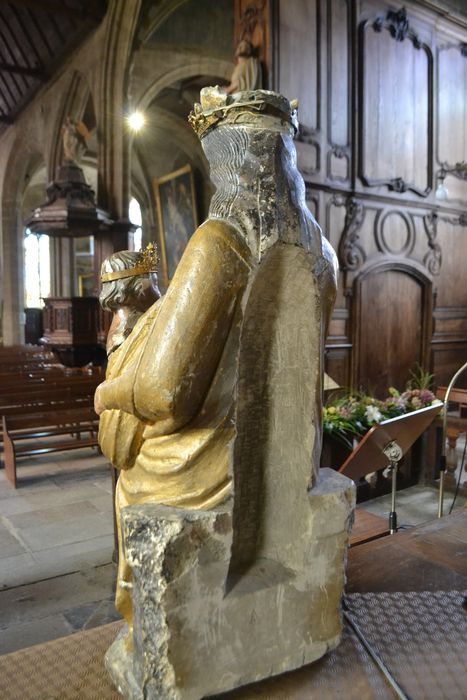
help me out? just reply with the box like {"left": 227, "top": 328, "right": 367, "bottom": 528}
{"left": 97, "top": 221, "right": 251, "bottom": 433}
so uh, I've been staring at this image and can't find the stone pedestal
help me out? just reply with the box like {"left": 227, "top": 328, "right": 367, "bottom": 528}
{"left": 105, "top": 468, "right": 355, "bottom": 700}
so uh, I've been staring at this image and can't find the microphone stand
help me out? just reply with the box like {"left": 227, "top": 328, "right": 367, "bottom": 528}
{"left": 438, "top": 360, "right": 467, "bottom": 518}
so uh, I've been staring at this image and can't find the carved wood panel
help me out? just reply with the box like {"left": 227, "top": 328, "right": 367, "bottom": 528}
{"left": 277, "top": 0, "right": 319, "bottom": 132}
{"left": 273, "top": 0, "right": 467, "bottom": 395}
{"left": 437, "top": 43, "right": 467, "bottom": 204}
{"left": 327, "top": 0, "right": 350, "bottom": 182}
{"left": 354, "top": 266, "right": 430, "bottom": 396}
{"left": 359, "top": 8, "right": 433, "bottom": 196}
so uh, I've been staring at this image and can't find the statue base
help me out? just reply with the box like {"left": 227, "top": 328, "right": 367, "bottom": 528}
{"left": 105, "top": 469, "right": 355, "bottom": 699}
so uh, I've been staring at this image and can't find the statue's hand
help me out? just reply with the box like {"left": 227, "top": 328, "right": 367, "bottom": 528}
{"left": 94, "top": 384, "right": 105, "bottom": 416}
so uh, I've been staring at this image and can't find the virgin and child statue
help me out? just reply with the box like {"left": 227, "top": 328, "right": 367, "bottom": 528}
{"left": 97, "top": 88, "right": 353, "bottom": 698}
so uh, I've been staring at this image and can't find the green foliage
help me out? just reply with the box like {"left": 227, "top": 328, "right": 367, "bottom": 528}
{"left": 323, "top": 381, "right": 436, "bottom": 449}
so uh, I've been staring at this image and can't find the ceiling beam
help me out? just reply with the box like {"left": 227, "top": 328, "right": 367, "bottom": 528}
{"left": 3, "top": 0, "right": 105, "bottom": 21}
{"left": 0, "top": 61, "right": 46, "bottom": 80}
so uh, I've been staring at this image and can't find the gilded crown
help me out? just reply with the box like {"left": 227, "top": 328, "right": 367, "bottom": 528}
{"left": 188, "top": 87, "right": 298, "bottom": 138}
{"left": 101, "top": 242, "right": 160, "bottom": 283}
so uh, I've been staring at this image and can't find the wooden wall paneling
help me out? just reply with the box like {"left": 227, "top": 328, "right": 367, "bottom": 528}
{"left": 352, "top": 263, "right": 432, "bottom": 396}
{"left": 431, "top": 344, "right": 467, "bottom": 389}
{"left": 358, "top": 6, "right": 433, "bottom": 197}
{"left": 437, "top": 42, "right": 467, "bottom": 204}
{"left": 272, "top": 0, "right": 467, "bottom": 397}
{"left": 277, "top": 0, "right": 321, "bottom": 178}
{"left": 429, "top": 213, "right": 467, "bottom": 386}
{"left": 435, "top": 216, "right": 467, "bottom": 308}
{"left": 326, "top": 0, "right": 351, "bottom": 183}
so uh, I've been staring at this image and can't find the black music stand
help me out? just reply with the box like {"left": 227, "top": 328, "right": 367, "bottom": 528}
{"left": 339, "top": 402, "right": 442, "bottom": 534}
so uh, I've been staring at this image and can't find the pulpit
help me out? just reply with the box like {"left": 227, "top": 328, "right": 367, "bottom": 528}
{"left": 41, "top": 297, "right": 105, "bottom": 366}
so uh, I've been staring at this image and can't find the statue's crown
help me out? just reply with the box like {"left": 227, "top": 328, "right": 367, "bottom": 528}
{"left": 101, "top": 242, "right": 160, "bottom": 283}
{"left": 188, "top": 87, "right": 298, "bottom": 138}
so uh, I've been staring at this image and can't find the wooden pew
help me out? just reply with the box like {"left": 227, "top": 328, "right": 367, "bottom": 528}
{"left": 2, "top": 405, "right": 99, "bottom": 488}
{"left": 0, "top": 346, "right": 56, "bottom": 362}
{"left": 0, "top": 367, "right": 103, "bottom": 392}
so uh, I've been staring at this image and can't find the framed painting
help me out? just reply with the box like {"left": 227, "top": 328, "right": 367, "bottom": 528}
{"left": 153, "top": 164, "right": 197, "bottom": 282}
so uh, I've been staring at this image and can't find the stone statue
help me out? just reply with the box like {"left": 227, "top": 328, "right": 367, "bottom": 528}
{"left": 99, "top": 87, "right": 355, "bottom": 699}
{"left": 97, "top": 245, "right": 161, "bottom": 634}
{"left": 226, "top": 39, "right": 262, "bottom": 93}
{"left": 62, "top": 115, "right": 89, "bottom": 163}
{"left": 99, "top": 246, "right": 161, "bottom": 356}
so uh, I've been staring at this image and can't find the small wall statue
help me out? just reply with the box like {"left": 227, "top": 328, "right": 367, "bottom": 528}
{"left": 225, "top": 39, "right": 262, "bottom": 93}
{"left": 96, "top": 88, "right": 355, "bottom": 700}
{"left": 62, "top": 115, "right": 90, "bottom": 164}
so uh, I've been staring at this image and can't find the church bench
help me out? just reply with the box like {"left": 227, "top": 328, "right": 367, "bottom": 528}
{"left": 0, "top": 395, "right": 96, "bottom": 446}
{"left": 2, "top": 406, "right": 100, "bottom": 488}
{"left": 0, "top": 346, "right": 56, "bottom": 362}
{"left": 0, "top": 378, "right": 99, "bottom": 405}
{"left": 0, "top": 367, "right": 102, "bottom": 392}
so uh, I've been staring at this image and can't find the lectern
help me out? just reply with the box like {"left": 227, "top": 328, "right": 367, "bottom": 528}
{"left": 339, "top": 402, "right": 442, "bottom": 533}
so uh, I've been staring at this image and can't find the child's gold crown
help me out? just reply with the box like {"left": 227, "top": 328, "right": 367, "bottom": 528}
{"left": 101, "top": 242, "right": 160, "bottom": 283}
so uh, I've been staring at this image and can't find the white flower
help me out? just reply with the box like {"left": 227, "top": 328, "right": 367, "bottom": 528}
{"left": 365, "top": 405, "right": 382, "bottom": 423}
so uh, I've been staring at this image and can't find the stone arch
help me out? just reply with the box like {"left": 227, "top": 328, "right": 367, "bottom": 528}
{"left": 138, "top": 59, "right": 233, "bottom": 113}
{"left": 1, "top": 143, "right": 46, "bottom": 344}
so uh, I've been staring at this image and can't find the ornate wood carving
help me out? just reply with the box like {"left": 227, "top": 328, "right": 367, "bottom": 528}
{"left": 359, "top": 7, "right": 433, "bottom": 197}
{"left": 373, "top": 8, "right": 417, "bottom": 46}
{"left": 338, "top": 197, "right": 365, "bottom": 271}
{"left": 375, "top": 210, "right": 414, "bottom": 257}
{"left": 423, "top": 212, "right": 442, "bottom": 276}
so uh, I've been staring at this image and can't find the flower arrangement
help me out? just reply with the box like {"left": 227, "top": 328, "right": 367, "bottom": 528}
{"left": 323, "top": 367, "right": 436, "bottom": 449}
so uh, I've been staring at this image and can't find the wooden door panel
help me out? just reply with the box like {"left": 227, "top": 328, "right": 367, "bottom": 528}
{"left": 355, "top": 269, "right": 425, "bottom": 396}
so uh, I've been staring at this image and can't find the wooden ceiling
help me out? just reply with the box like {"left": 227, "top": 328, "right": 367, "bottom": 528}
{"left": 0, "top": 0, "right": 107, "bottom": 128}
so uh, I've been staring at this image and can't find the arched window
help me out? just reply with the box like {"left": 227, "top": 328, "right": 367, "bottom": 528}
{"left": 24, "top": 229, "right": 50, "bottom": 307}
{"left": 129, "top": 197, "right": 143, "bottom": 251}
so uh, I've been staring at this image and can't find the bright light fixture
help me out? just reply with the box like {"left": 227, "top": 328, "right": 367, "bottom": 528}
{"left": 127, "top": 111, "right": 145, "bottom": 132}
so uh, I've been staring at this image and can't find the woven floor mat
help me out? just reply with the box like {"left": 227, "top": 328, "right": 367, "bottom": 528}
{"left": 0, "top": 618, "right": 393, "bottom": 700}
{"left": 345, "top": 590, "right": 467, "bottom": 700}
{"left": 0, "top": 621, "right": 123, "bottom": 700}
{"left": 1, "top": 592, "right": 464, "bottom": 699}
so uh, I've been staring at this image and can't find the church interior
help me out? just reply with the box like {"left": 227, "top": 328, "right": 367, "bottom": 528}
{"left": 0, "top": 1, "right": 466, "bottom": 698}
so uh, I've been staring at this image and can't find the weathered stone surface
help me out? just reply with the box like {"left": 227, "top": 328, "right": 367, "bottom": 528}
{"left": 105, "top": 469, "right": 355, "bottom": 699}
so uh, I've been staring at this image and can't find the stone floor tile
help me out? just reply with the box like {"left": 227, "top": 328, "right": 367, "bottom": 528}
{"left": 0, "top": 613, "right": 74, "bottom": 655}
{"left": 17, "top": 513, "right": 114, "bottom": 552}
{"left": 2, "top": 542, "right": 114, "bottom": 589}
{"left": 0, "top": 481, "right": 110, "bottom": 515}
{"left": 0, "top": 522, "right": 28, "bottom": 558}
{"left": 0, "top": 553, "right": 36, "bottom": 589}
{"left": 63, "top": 596, "right": 121, "bottom": 631}
{"left": 0, "top": 564, "right": 116, "bottom": 627}
{"left": 6, "top": 500, "right": 102, "bottom": 530}
{"left": 88, "top": 493, "right": 114, "bottom": 513}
